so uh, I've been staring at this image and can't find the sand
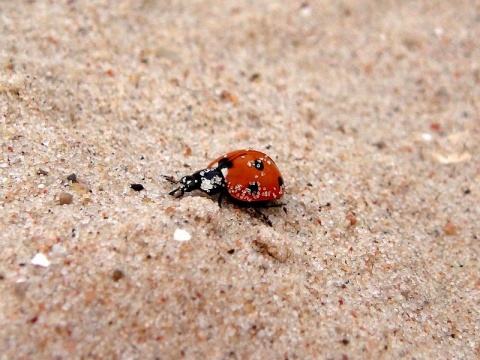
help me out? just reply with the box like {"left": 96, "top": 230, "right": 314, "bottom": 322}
{"left": 1, "top": 1, "right": 479, "bottom": 358}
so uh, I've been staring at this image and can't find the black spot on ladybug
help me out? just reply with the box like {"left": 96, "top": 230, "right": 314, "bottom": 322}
{"left": 248, "top": 182, "right": 259, "bottom": 194}
{"left": 217, "top": 158, "right": 233, "bottom": 169}
{"left": 253, "top": 159, "right": 264, "bottom": 170}
{"left": 278, "top": 177, "right": 284, "bottom": 188}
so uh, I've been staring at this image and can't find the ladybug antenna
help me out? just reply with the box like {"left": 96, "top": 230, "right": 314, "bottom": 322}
{"left": 162, "top": 175, "right": 177, "bottom": 184}
{"left": 163, "top": 175, "right": 184, "bottom": 197}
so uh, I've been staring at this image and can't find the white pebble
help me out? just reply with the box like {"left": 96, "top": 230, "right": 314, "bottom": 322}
{"left": 434, "top": 27, "right": 444, "bottom": 37}
{"left": 173, "top": 228, "right": 191, "bottom": 242}
{"left": 51, "top": 243, "right": 66, "bottom": 255}
{"left": 421, "top": 133, "right": 433, "bottom": 142}
{"left": 31, "top": 253, "right": 51, "bottom": 267}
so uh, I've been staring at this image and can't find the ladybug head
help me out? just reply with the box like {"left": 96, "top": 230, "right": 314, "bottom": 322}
{"left": 168, "top": 169, "right": 225, "bottom": 198}
{"left": 168, "top": 174, "right": 199, "bottom": 198}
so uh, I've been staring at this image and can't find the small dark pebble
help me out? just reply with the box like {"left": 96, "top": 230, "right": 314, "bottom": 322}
{"left": 37, "top": 169, "right": 48, "bottom": 176}
{"left": 319, "top": 202, "right": 332, "bottom": 211}
{"left": 112, "top": 269, "right": 124, "bottom": 281}
{"left": 146, "top": 254, "right": 152, "bottom": 259}
{"left": 464, "top": 189, "right": 471, "bottom": 195}
{"left": 307, "top": 182, "right": 313, "bottom": 187}
{"left": 227, "top": 249, "right": 235, "bottom": 254}
{"left": 341, "top": 338, "right": 350, "bottom": 345}
{"left": 0, "top": 274, "right": 4, "bottom": 280}
{"left": 249, "top": 73, "right": 261, "bottom": 82}
{"left": 130, "top": 184, "right": 145, "bottom": 191}
{"left": 67, "top": 173, "right": 77, "bottom": 183}
{"left": 59, "top": 192, "right": 73, "bottom": 205}
{"left": 346, "top": 212, "right": 357, "bottom": 226}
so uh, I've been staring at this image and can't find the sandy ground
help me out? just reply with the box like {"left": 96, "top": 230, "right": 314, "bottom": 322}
{"left": 1, "top": 1, "right": 479, "bottom": 359}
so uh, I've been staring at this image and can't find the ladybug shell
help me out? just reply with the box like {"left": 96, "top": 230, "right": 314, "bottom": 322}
{"left": 207, "top": 149, "right": 285, "bottom": 202}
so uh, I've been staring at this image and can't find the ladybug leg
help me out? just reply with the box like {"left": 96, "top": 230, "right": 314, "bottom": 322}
{"left": 217, "top": 190, "right": 225, "bottom": 208}
{"left": 261, "top": 202, "right": 285, "bottom": 208}
{"left": 163, "top": 175, "right": 183, "bottom": 197}
{"left": 252, "top": 208, "right": 273, "bottom": 227}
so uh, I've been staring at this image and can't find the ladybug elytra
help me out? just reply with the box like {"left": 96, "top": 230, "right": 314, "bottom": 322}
{"left": 168, "top": 149, "right": 285, "bottom": 225}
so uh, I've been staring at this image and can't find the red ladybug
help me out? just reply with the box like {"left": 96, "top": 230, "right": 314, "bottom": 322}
{"left": 168, "top": 149, "right": 285, "bottom": 225}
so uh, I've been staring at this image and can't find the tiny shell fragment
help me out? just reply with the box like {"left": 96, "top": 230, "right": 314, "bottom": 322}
{"left": 174, "top": 228, "right": 191, "bottom": 242}
{"left": 31, "top": 253, "right": 50, "bottom": 267}
{"left": 431, "top": 152, "right": 471, "bottom": 164}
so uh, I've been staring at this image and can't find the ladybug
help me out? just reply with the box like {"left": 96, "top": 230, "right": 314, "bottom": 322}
{"left": 168, "top": 149, "right": 285, "bottom": 225}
